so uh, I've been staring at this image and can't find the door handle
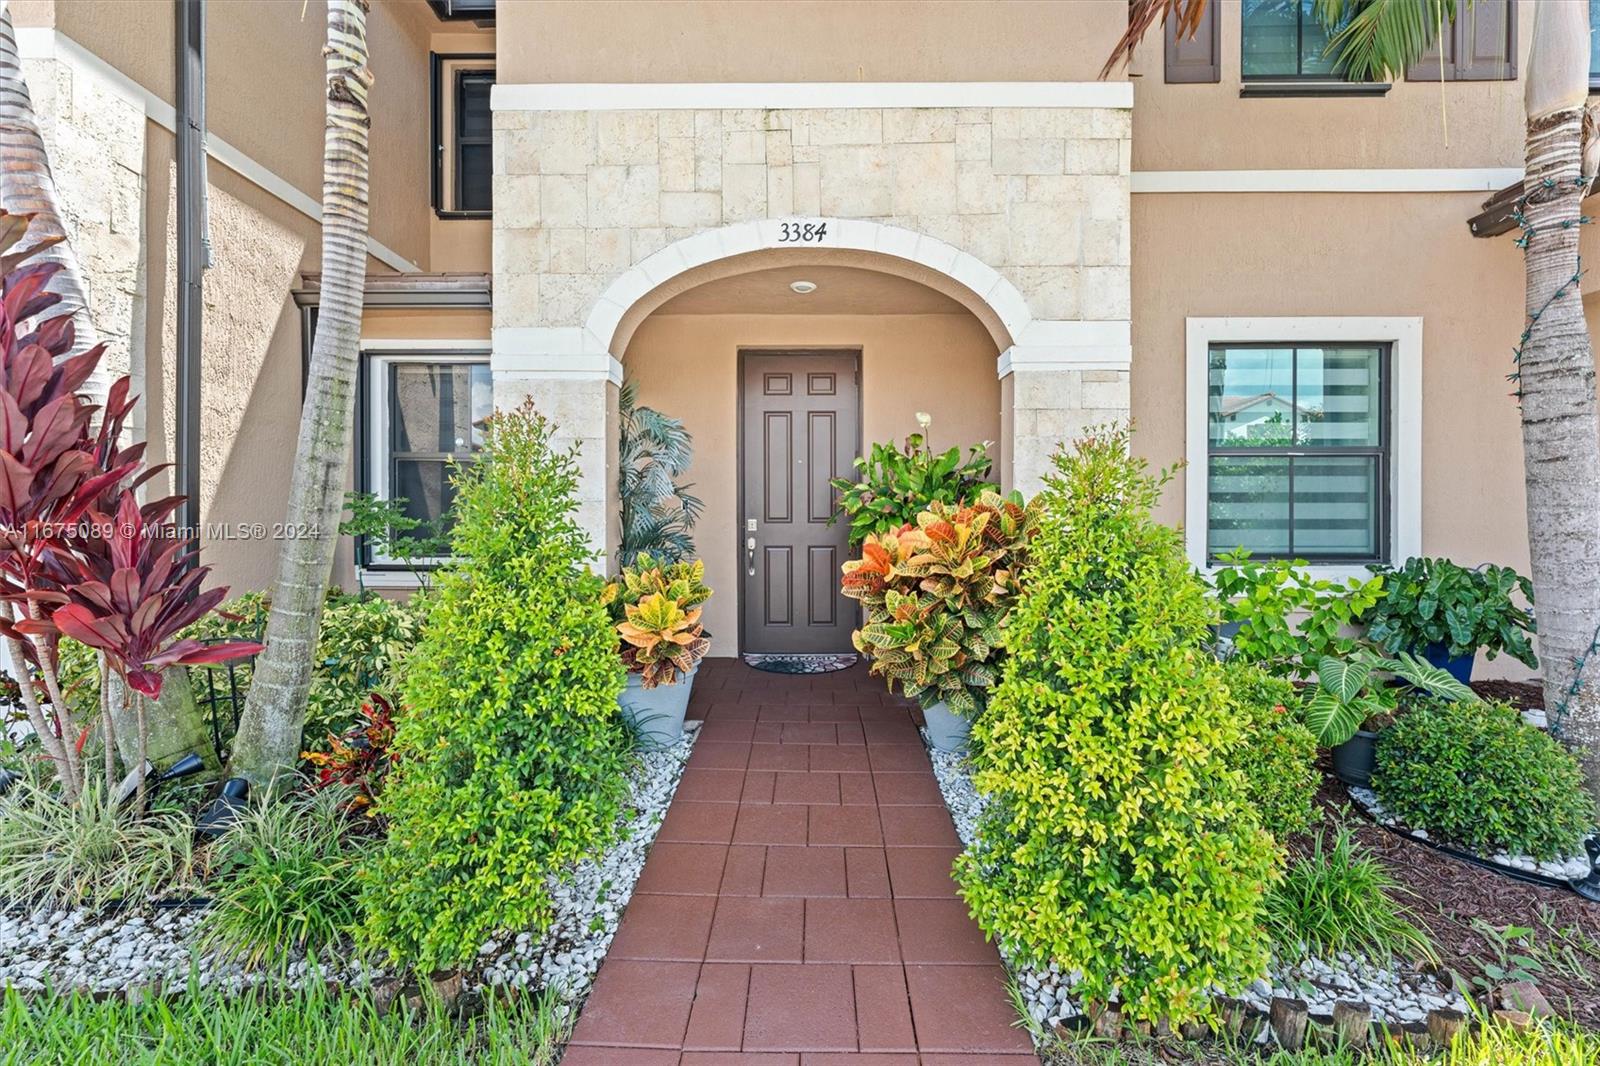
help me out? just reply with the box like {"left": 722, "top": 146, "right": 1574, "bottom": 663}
{"left": 746, "top": 536, "right": 756, "bottom": 577}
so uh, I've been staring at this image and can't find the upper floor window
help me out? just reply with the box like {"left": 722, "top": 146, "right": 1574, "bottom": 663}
{"left": 431, "top": 53, "right": 494, "bottom": 218}
{"left": 1241, "top": 0, "right": 1348, "bottom": 80}
{"left": 1407, "top": 0, "right": 1516, "bottom": 82}
{"left": 1591, "top": 0, "right": 1600, "bottom": 91}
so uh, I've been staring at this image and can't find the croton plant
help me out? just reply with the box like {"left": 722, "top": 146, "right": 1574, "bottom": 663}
{"left": 841, "top": 490, "right": 1039, "bottom": 716}
{"left": 0, "top": 211, "right": 259, "bottom": 806}
{"left": 601, "top": 553, "right": 712, "bottom": 689}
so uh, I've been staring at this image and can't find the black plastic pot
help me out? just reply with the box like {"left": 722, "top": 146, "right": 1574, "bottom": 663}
{"left": 1331, "top": 729, "right": 1379, "bottom": 787}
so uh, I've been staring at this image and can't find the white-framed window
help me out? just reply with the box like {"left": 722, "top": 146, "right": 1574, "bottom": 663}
{"left": 1185, "top": 317, "right": 1422, "bottom": 579}
{"left": 360, "top": 342, "right": 492, "bottom": 580}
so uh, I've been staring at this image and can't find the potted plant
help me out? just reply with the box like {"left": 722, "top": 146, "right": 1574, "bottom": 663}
{"left": 1303, "top": 649, "right": 1478, "bottom": 786}
{"left": 1360, "top": 557, "right": 1537, "bottom": 683}
{"left": 601, "top": 554, "right": 711, "bottom": 747}
{"left": 841, "top": 491, "right": 1037, "bottom": 751}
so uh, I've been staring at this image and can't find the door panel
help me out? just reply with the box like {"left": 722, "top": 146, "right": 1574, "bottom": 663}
{"left": 742, "top": 351, "right": 859, "bottom": 654}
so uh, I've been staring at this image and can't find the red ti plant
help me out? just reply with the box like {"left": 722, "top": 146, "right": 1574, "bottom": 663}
{"left": 0, "top": 211, "right": 258, "bottom": 806}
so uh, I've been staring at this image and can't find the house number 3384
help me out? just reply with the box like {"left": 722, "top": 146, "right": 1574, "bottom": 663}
{"left": 778, "top": 221, "right": 828, "bottom": 243}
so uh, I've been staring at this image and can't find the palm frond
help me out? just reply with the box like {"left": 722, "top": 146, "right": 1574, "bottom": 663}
{"left": 1314, "top": 0, "right": 1455, "bottom": 82}
{"left": 1100, "top": 0, "right": 1210, "bottom": 79}
{"left": 618, "top": 377, "right": 700, "bottom": 563}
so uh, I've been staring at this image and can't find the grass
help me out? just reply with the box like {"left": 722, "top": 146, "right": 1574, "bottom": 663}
{"left": 0, "top": 980, "right": 568, "bottom": 1066}
{"left": 0, "top": 776, "right": 197, "bottom": 909}
{"left": 1037, "top": 1019, "right": 1600, "bottom": 1065}
{"left": 196, "top": 786, "right": 375, "bottom": 970}
{"left": 1263, "top": 824, "right": 1435, "bottom": 965}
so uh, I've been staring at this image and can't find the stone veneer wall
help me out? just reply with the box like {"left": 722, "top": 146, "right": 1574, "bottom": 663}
{"left": 491, "top": 98, "right": 1134, "bottom": 554}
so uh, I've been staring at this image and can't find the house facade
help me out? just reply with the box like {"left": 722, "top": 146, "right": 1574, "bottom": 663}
{"left": 9, "top": 0, "right": 1584, "bottom": 674}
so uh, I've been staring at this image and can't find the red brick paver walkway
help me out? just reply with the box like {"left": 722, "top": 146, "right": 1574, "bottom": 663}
{"left": 565, "top": 660, "right": 1040, "bottom": 1066}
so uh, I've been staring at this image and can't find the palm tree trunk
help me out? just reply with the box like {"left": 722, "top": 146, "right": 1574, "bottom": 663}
{"left": 1519, "top": 2, "right": 1600, "bottom": 802}
{"left": 225, "top": 0, "right": 372, "bottom": 788}
{"left": 0, "top": 1, "right": 107, "bottom": 402}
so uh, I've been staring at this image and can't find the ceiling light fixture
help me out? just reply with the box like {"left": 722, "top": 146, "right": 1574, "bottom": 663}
{"left": 789, "top": 280, "right": 818, "bottom": 294}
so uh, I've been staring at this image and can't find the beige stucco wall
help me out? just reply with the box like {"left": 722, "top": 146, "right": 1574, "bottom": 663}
{"left": 1132, "top": 189, "right": 1533, "bottom": 672}
{"left": 625, "top": 311, "right": 1000, "bottom": 655}
{"left": 1128, "top": 0, "right": 1528, "bottom": 172}
{"left": 497, "top": 0, "right": 1126, "bottom": 85}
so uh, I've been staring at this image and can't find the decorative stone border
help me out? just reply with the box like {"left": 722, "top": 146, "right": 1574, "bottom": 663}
{"left": 1348, "top": 786, "right": 1598, "bottom": 888}
{"left": 0, "top": 724, "right": 698, "bottom": 1010}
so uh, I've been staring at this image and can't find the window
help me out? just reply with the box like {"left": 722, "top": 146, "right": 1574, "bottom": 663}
{"left": 1242, "top": 0, "right": 1349, "bottom": 79}
{"left": 1591, "top": 1, "right": 1600, "bottom": 91}
{"left": 1205, "top": 344, "right": 1387, "bottom": 562}
{"left": 363, "top": 350, "right": 492, "bottom": 569}
{"left": 430, "top": 52, "right": 494, "bottom": 217}
{"left": 1185, "top": 318, "right": 1423, "bottom": 575}
{"left": 1406, "top": 0, "right": 1515, "bottom": 82}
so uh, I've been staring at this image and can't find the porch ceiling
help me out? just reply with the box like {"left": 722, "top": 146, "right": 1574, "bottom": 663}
{"left": 652, "top": 265, "right": 971, "bottom": 317}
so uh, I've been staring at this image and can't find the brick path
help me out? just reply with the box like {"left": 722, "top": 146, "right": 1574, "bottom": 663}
{"left": 564, "top": 659, "right": 1039, "bottom": 1066}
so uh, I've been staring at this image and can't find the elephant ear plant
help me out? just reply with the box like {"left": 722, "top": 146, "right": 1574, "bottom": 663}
{"left": 1303, "top": 649, "right": 1479, "bottom": 748}
{"left": 0, "top": 211, "right": 257, "bottom": 808}
{"left": 842, "top": 491, "right": 1038, "bottom": 719}
{"left": 1361, "top": 556, "right": 1538, "bottom": 673}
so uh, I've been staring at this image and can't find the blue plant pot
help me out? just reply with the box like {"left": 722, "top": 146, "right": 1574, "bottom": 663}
{"left": 1421, "top": 642, "right": 1475, "bottom": 684}
{"left": 921, "top": 700, "right": 971, "bottom": 753}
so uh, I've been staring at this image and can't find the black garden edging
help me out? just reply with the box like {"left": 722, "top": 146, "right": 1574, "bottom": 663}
{"left": 1349, "top": 789, "right": 1600, "bottom": 902}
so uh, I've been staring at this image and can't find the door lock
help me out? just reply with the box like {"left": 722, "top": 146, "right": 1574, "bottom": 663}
{"left": 746, "top": 535, "right": 756, "bottom": 577}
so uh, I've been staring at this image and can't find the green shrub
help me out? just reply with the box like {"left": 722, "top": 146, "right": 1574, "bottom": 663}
{"left": 1374, "top": 701, "right": 1595, "bottom": 860}
{"left": 955, "top": 427, "right": 1280, "bottom": 1025}
{"left": 1211, "top": 550, "right": 1383, "bottom": 678}
{"left": 359, "top": 401, "right": 633, "bottom": 973}
{"left": 1362, "top": 556, "right": 1538, "bottom": 668}
{"left": 199, "top": 786, "right": 373, "bottom": 969}
{"left": 0, "top": 777, "right": 196, "bottom": 908}
{"left": 830, "top": 424, "right": 997, "bottom": 545}
{"left": 1223, "top": 661, "right": 1320, "bottom": 840}
{"left": 303, "top": 593, "right": 424, "bottom": 742}
{"left": 1263, "top": 824, "right": 1433, "bottom": 964}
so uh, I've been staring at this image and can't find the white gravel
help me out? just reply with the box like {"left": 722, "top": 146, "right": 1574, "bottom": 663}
{"left": 1349, "top": 785, "right": 1596, "bottom": 882}
{"left": 0, "top": 722, "right": 697, "bottom": 1005}
{"left": 926, "top": 739, "right": 1467, "bottom": 1033}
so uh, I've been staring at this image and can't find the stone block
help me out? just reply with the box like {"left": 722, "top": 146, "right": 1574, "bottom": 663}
{"left": 956, "top": 161, "right": 1009, "bottom": 215}
{"left": 819, "top": 145, "right": 892, "bottom": 216}
{"left": 1008, "top": 201, "right": 1081, "bottom": 267}
{"left": 658, "top": 111, "right": 693, "bottom": 138}
{"left": 538, "top": 273, "right": 611, "bottom": 326}
{"left": 792, "top": 143, "right": 820, "bottom": 164}
{"left": 526, "top": 111, "right": 594, "bottom": 174}
{"left": 588, "top": 164, "right": 661, "bottom": 228}
{"left": 493, "top": 272, "right": 539, "bottom": 328}
{"left": 765, "top": 129, "right": 794, "bottom": 167}
{"left": 494, "top": 174, "right": 542, "bottom": 228}
{"left": 1082, "top": 219, "right": 1129, "bottom": 267}
{"left": 1011, "top": 265, "right": 1081, "bottom": 320}
{"left": 1082, "top": 373, "right": 1131, "bottom": 410}
{"left": 1011, "top": 369, "right": 1082, "bottom": 411}
{"left": 1064, "top": 138, "right": 1122, "bottom": 175}
{"left": 723, "top": 128, "right": 766, "bottom": 164}
{"left": 1024, "top": 174, "right": 1087, "bottom": 204}
{"left": 807, "top": 108, "right": 884, "bottom": 145}
{"left": 539, "top": 174, "right": 586, "bottom": 227}
{"left": 631, "top": 227, "right": 669, "bottom": 262}
{"left": 793, "top": 162, "right": 822, "bottom": 215}
{"left": 768, "top": 166, "right": 795, "bottom": 217}
{"left": 1084, "top": 175, "right": 1126, "bottom": 221}
{"left": 1081, "top": 266, "right": 1131, "bottom": 319}
{"left": 595, "top": 111, "right": 659, "bottom": 165}
{"left": 1091, "top": 109, "right": 1133, "bottom": 138}
{"left": 721, "top": 163, "right": 769, "bottom": 222}
{"left": 959, "top": 213, "right": 1010, "bottom": 267}
{"left": 993, "top": 107, "right": 1094, "bottom": 141}
{"left": 660, "top": 190, "right": 724, "bottom": 229}
{"left": 660, "top": 137, "right": 695, "bottom": 191}
{"left": 955, "top": 121, "right": 990, "bottom": 162}
{"left": 493, "top": 108, "right": 532, "bottom": 131}
{"left": 991, "top": 138, "right": 1063, "bottom": 175}
{"left": 587, "top": 228, "right": 632, "bottom": 273}
{"left": 721, "top": 108, "right": 764, "bottom": 131}
{"left": 548, "top": 227, "right": 587, "bottom": 273}
{"left": 884, "top": 108, "right": 956, "bottom": 143}
{"left": 891, "top": 142, "right": 957, "bottom": 216}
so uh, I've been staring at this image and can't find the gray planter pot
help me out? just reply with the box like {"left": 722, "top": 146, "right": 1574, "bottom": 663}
{"left": 618, "top": 666, "right": 697, "bottom": 748}
{"left": 921, "top": 700, "right": 971, "bottom": 753}
{"left": 1331, "top": 729, "right": 1379, "bottom": 788}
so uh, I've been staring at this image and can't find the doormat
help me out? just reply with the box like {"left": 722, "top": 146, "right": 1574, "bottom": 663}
{"left": 743, "top": 652, "right": 858, "bottom": 675}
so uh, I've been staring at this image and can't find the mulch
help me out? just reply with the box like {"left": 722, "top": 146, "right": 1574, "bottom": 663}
{"left": 1470, "top": 677, "right": 1545, "bottom": 711}
{"left": 1312, "top": 771, "right": 1600, "bottom": 1028}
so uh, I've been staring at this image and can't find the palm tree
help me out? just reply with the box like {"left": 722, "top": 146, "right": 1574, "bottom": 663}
{"left": 0, "top": 1, "right": 107, "bottom": 402}
{"left": 1107, "top": 0, "right": 1600, "bottom": 800}
{"left": 618, "top": 379, "right": 703, "bottom": 566}
{"left": 226, "top": 0, "right": 373, "bottom": 788}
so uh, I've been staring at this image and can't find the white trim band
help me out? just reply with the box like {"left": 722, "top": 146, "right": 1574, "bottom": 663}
{"left": 492, "top": 332, "right": 624, "bottom": 385}
{"left": 16, "top": 27, "right": 420, "bottom": 274}
{"left": 998, "top": 320, "right": 1131, "bottom": 376}
{"left": 1133, "top": 167, "right": 1522, "bottom": 194}
{"left": 1184, "top": 315, "right": 1423, "bottom": 578}
{"left": 492, "top": 81, "right": 1133, "bottom": 112}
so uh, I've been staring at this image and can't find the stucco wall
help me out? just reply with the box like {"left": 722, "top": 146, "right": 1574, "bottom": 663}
{"left": 496, "top": 0, "right": 1126, "bottom": 85}
{"left": 1131, "top": 189, "right": 1532, "bottom": 671}
{"left": 625, "top": 311, "right": 1000, "bottom": 655}
{"left": 1128, "top": 0, "right": 1528, "bottom": 172}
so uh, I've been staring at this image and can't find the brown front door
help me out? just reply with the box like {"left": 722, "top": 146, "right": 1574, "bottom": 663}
{"left": 740, "top": 350, "right": 860, "bottom": 654}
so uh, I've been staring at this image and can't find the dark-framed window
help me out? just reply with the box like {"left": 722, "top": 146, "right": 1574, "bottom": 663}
{"left": 1241, "top": 0, "right": 1350, "bottom": 79}
{"left": 1205, "top": 342, "right": 1390, "bottom": 564}
{"left": 430, "top": 52, "right": 494, "bottom": 218}
{"left": 361, "top": 351, "right": 492, "bottom": 568}
{"left": 1590, "top": 0, "right": 1600, "bottom": 92}
{"left": 1406, "top": 0, "right": 1515, "bottom": 82}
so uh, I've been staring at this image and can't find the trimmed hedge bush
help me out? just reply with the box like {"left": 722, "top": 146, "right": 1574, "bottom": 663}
{"left": 1373, "top": 700, "right": 1595, "bottom": 860}
{"left": 1223, "top": 660, "right": 1320, "bottom": 841}
{"left": 955, "top": 427, "right": 1280, "bottom": 1026}
{"left": 360, "top": 402, "right": 632, "bottom": 972}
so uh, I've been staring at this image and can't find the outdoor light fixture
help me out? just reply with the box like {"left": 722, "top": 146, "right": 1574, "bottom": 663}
{"left": 195, "top": 777, "right": 251, "bottom": 841}
{"left": 789, "top": 280, "right": 817, "bottom": 294}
